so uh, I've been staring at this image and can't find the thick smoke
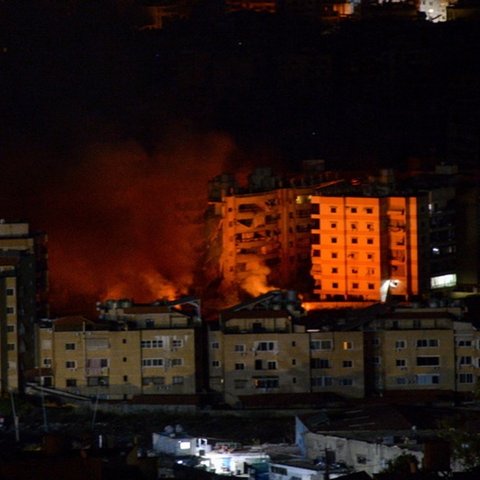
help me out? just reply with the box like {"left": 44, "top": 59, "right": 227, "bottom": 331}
{"left": 3, "top": 131, "right": 237, "bottom": 315}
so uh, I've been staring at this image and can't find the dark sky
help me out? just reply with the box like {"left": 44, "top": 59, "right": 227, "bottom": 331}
{"left": 1, "top": 1, "right": 479, "bottom": 315}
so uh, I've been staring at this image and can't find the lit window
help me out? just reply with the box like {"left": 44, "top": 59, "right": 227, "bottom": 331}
{"left": 343, "top": 341, "right": 353, "bottom": 350}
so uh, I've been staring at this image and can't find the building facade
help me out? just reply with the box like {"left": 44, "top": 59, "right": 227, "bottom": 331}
{"left": 0, "top": 220, "right": 48, "bottom": 395}
{"left": 34, "top": 298, "right": 202, "bottom": 400}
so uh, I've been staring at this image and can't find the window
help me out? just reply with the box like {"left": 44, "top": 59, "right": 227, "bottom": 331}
{"left": 141, "top": 339, "right": 163, "bottom": 348}
{"left": 255, "top": 341, "right": 277, "bottom": 352}
{"left": 367, "top": 253, "right": 374, "bottom": 260}
{"left": 87, "top": 376, "right": 109, "bottom": 387}
{"left": 65, "top": 361, "right": 76, "bottom": 369}
{"left": 367, "top": 238, "right": 373, "bottom": 245}
{"left": 311, "top": 358, "right": 331, "bottom": 369}
{"left": 123, "top": 375, "right": 128, "bottom": 382}
{"left": 6, "top": 288, "right": 14, "bottom": 296}
{"left": 396, "top": 359, "right": 407, "bottom": 367}
{"left": 172, "top": 339, "right": 183, "bottom": 348}
{"left": 457, "top": 339, "right": 472, "bottom": 347}
{"left": 267, "top": 361, "right": 277, "bottom": 370}
{"left": 367, "top": 223, "right": 374, "bottom": 231}
{"left": 86, "top": 358, "right": 108, "bottom": 368}
{"left": 7, "top": 325, "right": 15, "bottom": 333}
{"left": 235, "top": 363, "right": 245, "bottom": 370}
{"left": 271, "top": 466, "right": 288, "bottom": 475}
{"left": 331, "top": 252, "right": 338, "bottom": 259}
{"left": 339, "top": 378, "right": 354, "bottom": 386}
{"left": 211, "top": 342, "right": 220, "bottom": 349}
{"left": 416, "top": 356, "right": 440, "bottom": 366}
{"left": 357, "top": 455, "right": 367, "bottom": 464}
{"left": 142, "top": 376, "right": 165, "bottom": 386}
{"left": 459, "top": 356, "right": 472, "bottom": 366}
{"left": 331, "top": 237, "right": 338, "bottom": 244}
{"left": 352, "top": 237, "right": 358, "bottom": 244}
{"left": 6, "top": 306, "right": 15, "bottom": 314}
{"left": 458, "top": 373, "right": 474, "bottom": 384}
{"left": 234, "top": 344, "right": 245, "bottom": 352}
{"left": 342, "top": 360, "right": 353, "bottom": 368}
{"left": 368, "top": 283, "right": 375, "bottom": 290}
{"left": 331, "top": 267, "right": 338, "bottom": 274}
{"left": 311, "top": 376, "right": 333, "bottom": 387}
{"left": 331, "top": 222, "right": 337, "bottom": 229}
{"left": 332, "top": 282, "right": 338, "bottom": 289}
{"left": 365, "top": 208, "right": 373, "bottom": 214}
{"left": 343, "top": 341, "right": 353, "bottom": 350}
{"left": 171, "top": 358, "right": 183, "bottom": 367}
{"left": 416, "top": 374, "right": 440, "bottom": 385}
{"left": 311, "top": 340, "right": 332, "bottom": 350}
{"left": 43, "top": 358, "right": 52, "bottom": 366}
{"left": 7, "top": 343, "right": 15, "bottom": 351}
{"left": 212, "top": 360, "right": 221, "bottom": 368}
{"left": 330, "top": 207, "right": 337, "bottom": 213}
{"left": 395, "top": 340, "right": 407, "bottom": 349}
{"left": 416, "top": 339, "right": 439, "bottom": 348}
{"left": 291, "top": 341, "right": 296, "bottom": 347}
{"left": 352, "top": 283, "right": 359, "bottom": 289}
{"left": 351, "top": 223, "right": 357, "bottom": 230}
{"left": 66, "top": 379, "right": 77, "bottom": 387}
{"left": 172, "top": 376, "right": 184, "bottom": 385}
{"left": 396, "top": 377, "right": 407, "bottom": 385}
{"left": 292, "top": 358, "right": 296, "bottom": 365}
{"left": 65, "top": 343, "right": 76, "bottom": 350}
{"left": 373, "top": 356, "right": 381, "bottom": 366}
{"left": 254, "top": 377, "right": 279, "bottom": 389}
{"left": 350, "top": 207, "right": 357, "bottom": 213}
{"left": 142, "top": 358, "right": 164, "bottom": 367}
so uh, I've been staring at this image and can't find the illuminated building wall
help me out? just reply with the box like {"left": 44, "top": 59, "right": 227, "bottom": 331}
{"left": 226, "top": 0, "right": 276, "bottom": 13}
{"left": 310, "top": 194, "right": 430, "bottom": 302}
{"left": 208, "top": 166, "right": 333, "bottom": 298}
{"left": 419, "top": 0, "right": 449, "bottom": 21}
{"left": 0, "top": 221, "right": 48, "bottom": 395}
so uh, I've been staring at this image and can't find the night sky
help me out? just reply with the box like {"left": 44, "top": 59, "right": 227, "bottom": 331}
{"left": 1, "top": 1, "right": 479, "bottom": 315}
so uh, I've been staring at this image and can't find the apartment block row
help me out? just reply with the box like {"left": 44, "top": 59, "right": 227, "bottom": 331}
{"left": 27, "top": 291, "right": 480, "bottom": 407}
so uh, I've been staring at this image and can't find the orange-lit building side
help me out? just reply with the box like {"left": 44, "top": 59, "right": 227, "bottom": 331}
{"left": 218, "top": 187, "right": 314, "bottom": 295}
{"left": 310, "top": 195, "right": 429, "bottom": 302}
{"left": 226, "top": 0, "right": 276, "bottom": 13}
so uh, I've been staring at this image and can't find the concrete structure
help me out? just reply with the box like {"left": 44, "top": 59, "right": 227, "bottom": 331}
{"left": 310, "top": 184, "right": 430, "bottom": 302}
{"left": 296, "top": 406, "right": 425, "bottom": 477}
{"left": 34, "top": 298, "right": 202, "bottom": 400}
{"left": 207, "top": 164, "right": 339, "bottom": 300}
{"left": 0, "top": 220, "right": 48, "bottom": 394}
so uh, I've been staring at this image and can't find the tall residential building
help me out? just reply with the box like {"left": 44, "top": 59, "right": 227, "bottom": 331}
{"left": 310, "top": 185, "right": 430, "bottom": 302}
{"left": 0, "top": 220, "right": 48, "bottom": 395}
{"left": 207, "top": 164, "right": 337, "bottom": 299}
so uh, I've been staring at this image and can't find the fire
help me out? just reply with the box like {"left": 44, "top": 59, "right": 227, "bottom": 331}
{"left": 239, "top": 261, "right": 278, "bottom": 298}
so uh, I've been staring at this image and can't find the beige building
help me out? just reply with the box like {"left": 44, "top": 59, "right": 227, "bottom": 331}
{"left": 35, "top": 298, "right": 201, "bottom": 400}
{"left": 0, "top": 220, "right": 48, "bottom": 395}
{"left": 310, "top": 189, "right": 430, "bottom": 302}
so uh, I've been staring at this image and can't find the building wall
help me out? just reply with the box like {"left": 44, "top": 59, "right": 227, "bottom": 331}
{"left": 38, "top": 324, "right": 198, "bottom": 400}
{"left": 310, "top": 195, "right": 429, "bottom": 302}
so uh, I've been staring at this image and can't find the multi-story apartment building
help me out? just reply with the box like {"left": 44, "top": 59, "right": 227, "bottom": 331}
{"left": 208, "top": 291, "right": 311, "bottom": 405}
{"left": 207, "top": 164, "right": 337, "bottom": 299}
{"left": 0, "top": 220, "right": 48, "bottom": 395}
{"left": 34, "top": 298, "right": 202, "bottom": 400}
{"left": 310, "top": 184, "right": 430, "bottom": 302}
